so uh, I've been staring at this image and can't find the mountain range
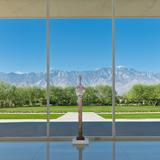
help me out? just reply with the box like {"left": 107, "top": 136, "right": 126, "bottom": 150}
{"left": 0, "top": 66, "right": 160, "bottom": 95}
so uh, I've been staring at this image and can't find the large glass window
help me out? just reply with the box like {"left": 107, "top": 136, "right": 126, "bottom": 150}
{"left": 115, "top": 18, "right": 160, "bottom": 136}
{"left": 50, "top": 18, "right": 112, "bottom": 137}
{"left": 0, "top": 0, "right": 160, "bottom": 139}
{"left": 0, "top": 19, "right": 48, "bottom": 137}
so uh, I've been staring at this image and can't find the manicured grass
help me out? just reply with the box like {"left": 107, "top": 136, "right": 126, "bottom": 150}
{"left": 0, "top": 106, "right": 160, "bottom": 113}
{"left": 99, "top": 113, "right": 160, "bottom": 119}
{"left": 0, "top": 114, "right": 63, "bottom": 119}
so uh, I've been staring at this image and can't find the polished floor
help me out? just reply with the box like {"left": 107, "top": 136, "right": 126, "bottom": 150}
{"left": 0, "top": 141, "right": 160, "bottom": 160}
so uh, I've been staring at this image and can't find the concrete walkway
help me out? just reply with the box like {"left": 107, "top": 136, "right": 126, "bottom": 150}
{"left": 2, "top": 119, "right": 160, "bottom": 123}
{"left": 54, "top": 112, "right": 106, "bottom": 122}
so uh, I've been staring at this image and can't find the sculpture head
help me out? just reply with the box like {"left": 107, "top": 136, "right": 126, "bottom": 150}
{"left": 76, "top": 75, "right": 85, "bottom": 97}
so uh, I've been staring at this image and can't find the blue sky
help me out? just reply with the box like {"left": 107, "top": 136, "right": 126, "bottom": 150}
{"left": 0, "top": 18, "right": 160, "bottom": 73}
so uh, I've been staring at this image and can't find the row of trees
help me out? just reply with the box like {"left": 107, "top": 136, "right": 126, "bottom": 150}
{"left": 123, "top": 84, "right": 160, "bottom": 106}
{"left": 50, "top": 85, "right": 112, "bottom": 106}
{"left": 0, "top": 83, "right": 112, "bottom": 107}
{"left": 0, "top": 83, "right": 45, "bottom": 107}
{"left": 1, "top": 82, "right": 160, "bottom": 107}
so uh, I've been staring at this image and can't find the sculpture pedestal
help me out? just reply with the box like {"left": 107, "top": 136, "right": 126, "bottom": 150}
{"left": 72, "top": 137, "right": 89, "bottom": 145}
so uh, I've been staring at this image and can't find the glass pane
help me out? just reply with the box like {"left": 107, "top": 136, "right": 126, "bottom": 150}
{"left": 115, "top": 18, "right": 160, "bottom": 136}
{"left": 0, "top": 19, "right": 48, "bottom": 137}
{"left": 50, "top": 18, "right": 112, "bottom": 137}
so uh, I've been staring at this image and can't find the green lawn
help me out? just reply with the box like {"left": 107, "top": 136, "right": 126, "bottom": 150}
{"left": 0, "top": 106, "right": 160, "bottom": 113}
{"left": 0, "top": 114, "right": 63, "bottom": 119}
{"left": 99, "top": 113, "right": 160, "bottom": 119}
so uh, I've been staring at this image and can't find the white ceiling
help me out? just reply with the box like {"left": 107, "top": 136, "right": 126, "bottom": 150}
{"left": 0, "top": 0, "right": 160, "bottom": 18}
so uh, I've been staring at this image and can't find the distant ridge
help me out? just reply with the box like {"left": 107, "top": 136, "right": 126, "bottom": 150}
{"left": 0, "top": 67, "right": 160, "bottom": 95}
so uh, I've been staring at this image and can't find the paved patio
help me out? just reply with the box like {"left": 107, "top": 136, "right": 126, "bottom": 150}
{"left": 54, "top": 112, "right": 106, "bottom": 122}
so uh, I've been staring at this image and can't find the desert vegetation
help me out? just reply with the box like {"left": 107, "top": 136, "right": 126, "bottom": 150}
{"left": 0, "top": 83, "right": 112, "bottom": 107}
{"left": 0, "top": 82, "right": 160, "bottom": 108}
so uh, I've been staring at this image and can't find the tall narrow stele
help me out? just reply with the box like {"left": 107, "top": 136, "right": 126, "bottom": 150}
{"left": 46, "top": 0, "right": 50, "bottom": 138}
{"left": 76, "top": 75, "right": 85, "bottom": 140}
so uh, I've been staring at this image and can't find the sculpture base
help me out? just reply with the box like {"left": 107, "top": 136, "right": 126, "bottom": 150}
{"left": 72, "top": 137, "right": 89, "bottom": 145}
{"left": 76, "top": 136, "right": 85, "bottom": 140}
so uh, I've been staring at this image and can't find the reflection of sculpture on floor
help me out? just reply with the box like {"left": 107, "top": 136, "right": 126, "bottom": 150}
{"left": 45, "top": 141, "right": 116, "bottom": 160}
{"left": 76, "top": 144, "right": 85, "bottom": 160}
{"left": 46, "top": 142, "right": 50, "bottom": 160}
